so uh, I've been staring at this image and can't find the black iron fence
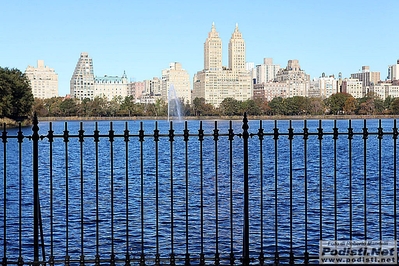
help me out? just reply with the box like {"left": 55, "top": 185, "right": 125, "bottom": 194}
{"left": 1, "top": 114, "right": 399, "bottom": 265}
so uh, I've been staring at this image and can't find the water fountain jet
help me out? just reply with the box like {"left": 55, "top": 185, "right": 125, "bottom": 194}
{"left": 167, "top": 84, "right": 183, "bottom": 121}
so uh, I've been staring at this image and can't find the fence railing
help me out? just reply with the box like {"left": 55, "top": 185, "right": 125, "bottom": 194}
{"left": 1, "top": 113, "right": 398, "bottom": 265}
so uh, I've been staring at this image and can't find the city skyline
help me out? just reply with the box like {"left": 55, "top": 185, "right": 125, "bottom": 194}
{"left": 1, "top": 1, "right": 398, "bottom": 96}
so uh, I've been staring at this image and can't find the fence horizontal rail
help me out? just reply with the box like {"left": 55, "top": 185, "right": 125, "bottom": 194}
{"left": 0, "top": 115, "right": 398, "bottom": 265}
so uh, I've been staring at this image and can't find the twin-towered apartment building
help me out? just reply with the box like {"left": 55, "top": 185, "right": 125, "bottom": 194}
{"left": 25, "top": 24, "right": 399, "bottom": 104}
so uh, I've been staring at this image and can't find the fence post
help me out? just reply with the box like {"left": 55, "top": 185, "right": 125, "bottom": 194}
{"left": 32, "top": 113, "right": 39, "bottom": 265}
{"left": 242, "top": 113, "right": 250, "bottom": 265}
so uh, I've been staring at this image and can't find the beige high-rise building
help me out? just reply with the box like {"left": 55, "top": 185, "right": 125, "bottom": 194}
{"left": 25, "top": 60, "right": 58, "bottom": 99}
{"left": 275, "top": 59, "right": 310, "bottom": 97}
{"left": 309, "top": 73, "right": 337, "bottom": 98}
{"left": 388, "top": 60, "right": 399, "bottom": 81}
{"left": 229, "top": 24, "right": 246, "bottom": 72}
{"left": 204, "top": 23, "right": 222, "bottom": 71}
{"left": 256, "top": 58, "right": 281, "bottom": 83}
{"left": 253, "top": 82, "right": 287, "bottom": 101}
{"left": 70, "top": 52, "right": 95, "bottom": 100}
{"left": 192, "top": 23, "right": 252, "bottom": 107}
{"left": 342, "top": 78, "right": 364, "bottom": 98}
{"left": 162, "top": 62, "right": 191, "bottom": 104}
{"left": 350, "top": 66, "right": 380, "bottom": 88}
{"left": 370, "top": 80, "right": 399, "bottom": 100}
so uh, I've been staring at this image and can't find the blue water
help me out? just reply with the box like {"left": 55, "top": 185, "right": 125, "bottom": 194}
{"left": 0, "top": 118, "right": 398, "bottom": 264}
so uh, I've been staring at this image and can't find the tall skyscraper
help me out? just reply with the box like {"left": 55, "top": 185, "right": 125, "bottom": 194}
{"left": 229, "top": 24, "right": 246, "bottom": 72}
{"left": 25, "top": 60, "right": 58, "bottom": 99}
{"left": 70, "top": 52, "right": 95, "bottom": 100}
{"left": 193, "top": 23, "right": 252, "bottom": 107}
{"left": 204, "top": 22, "right": 222, "bottom": 71}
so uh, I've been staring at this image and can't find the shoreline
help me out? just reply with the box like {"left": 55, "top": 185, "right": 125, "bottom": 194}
{"left": 37, "top": 114, "right": 399, "bottom": 122}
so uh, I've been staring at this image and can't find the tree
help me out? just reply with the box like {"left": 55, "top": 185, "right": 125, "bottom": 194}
{"left": 284, "top": 96, "right": 308, "bottom": 115}
{"left": 241, "top": 99, "right": 261, "bottom": 116}
{"left": 156, "top": 98, "right": 168, "bottom": 116}
{"left": 253, "top": 98, "right": 271, "bottom": 115}
{"left": 44, "top": 97, "right": 63, "bottom": 116}
{"left": 107, "top": 96, "right": 123, "bottom": 116}
{"left": 192, "top": 97, "right": 215, "bottom": 116}
{"left": 0, "top": 67, "right": 34, "bottom": 119}
{"left": 32, "top": 98, "right": 49, "bottom": 117}
{"left": 182, "top": 100, "right": 191, "bottom": 116}
{"left": 120, "top": 96, "right": 137, "bottom": 116}
{"left": 390, "top": 98, "right": 399, "bottom": 114}
{"left": 357, "top": 99, "right": 374, "bottom": 115}
{"left": 307, "top": 97, "right": 326, "bottom": 115}
{"left": 384, "top": 96, "right": 395, "bottom": 112}
{"left": 87, "top": 96, "right": 108, "bottom": 116}
{"left": 269, "top": 97, "right": 286, "bottom": 115}
{"left": 374, "top": 98, "right": 385, "bottom": 114}
{"left": 59, "top": 98, "right": 78, "bottom": 116}
{"left": 343, "top": 97, "right": 357, "bottom": 114}
{"left": 326, "top": 93, "right": 352, "bottom": 114}
{"left": 77, "top": 98, "right": 91, "bottom": 117}
{"left": 220, "top": 98, "right": 240, "bottom": 116}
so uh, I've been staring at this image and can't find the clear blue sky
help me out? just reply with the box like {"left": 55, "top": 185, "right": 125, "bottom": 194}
{"left": 1, "top": 1, "right": 398, "bottom": 96}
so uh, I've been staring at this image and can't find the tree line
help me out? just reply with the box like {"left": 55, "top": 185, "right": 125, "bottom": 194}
{"left": 32, "top": 92, "right": 399, "bottom": 118}
{"left": 2, "top": 66, "right": 399, "bottom": 120}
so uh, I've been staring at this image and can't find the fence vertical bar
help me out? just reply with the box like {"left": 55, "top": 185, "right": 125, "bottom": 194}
{"left": 273, "top": 120, "right": 279, "bottom": 264}
{"left": 94, "top": 123, "right": 100, "bottom": 266}
{"left": 348, "top": 120, "right": 353, "bottom": 241}
{"left": 2, "top": 123, "right": 7, "bottom": 266}
{"left": 18, "top": 123, "right": 24, "bottom": 265}
{"left": 184, "top": 121, "right": 190, "bottom": 266}
{"left": 362, "top": 120, "right": 368, "bottom": 240}
{"left": 213, "top": 121, "right": 220, "bottom": 265}
{"left": 48, "top": 122, "right": 54, "bottom": 265}
{"left": 79, "top": 122, "right": 85, "bottom": 265}
{"left": 229, "top": 120, "right": 235, "bottom": 266}
{"left": 124, "top": 122, "right": 131, "bottom": 266}
{"left": 318, "top": 120, "right": 323, "bottom": 241}
{"left": 378, "top": 119, "right": 383, "bottom": 240}
{"left": 333, "top": 120, "right": 338, "bottom": 241}
{"left": 138, "top": 122, "right": 145, "bottom": 266}
{"left": 169, "top": 121, "right": 175, "bottom": 266}
{"left": 242, "top": 113, "right": 250, "bottom": 266}
{"left": 393, "top": 120, "right": 398, "bottom": 240}
{"left": 198, "top": 122, "right": 205, "bottom": 266}
{"left": 63, "top": 122, "right": 70, "bottom": 265}
{"left": 32, "top": 113, "right": 40, "bottom": 265}
{"left": 109, "top": 122, "right": 116, "bottom": 266}
{"left": 288, "top": 120, "right": 294, "bottom": 264}
{"left": 154, "top": 122, "right": 160, "bottom": 266}
{"left": 303, "top": 120, "right": 309, "bottom": 264}
{"left": 257, "top": 120, "right": 264, "bottom": 266}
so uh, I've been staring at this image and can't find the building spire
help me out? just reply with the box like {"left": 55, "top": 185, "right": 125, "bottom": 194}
{"left": 208, "top": 22, "right": 219, "bottom": 38}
